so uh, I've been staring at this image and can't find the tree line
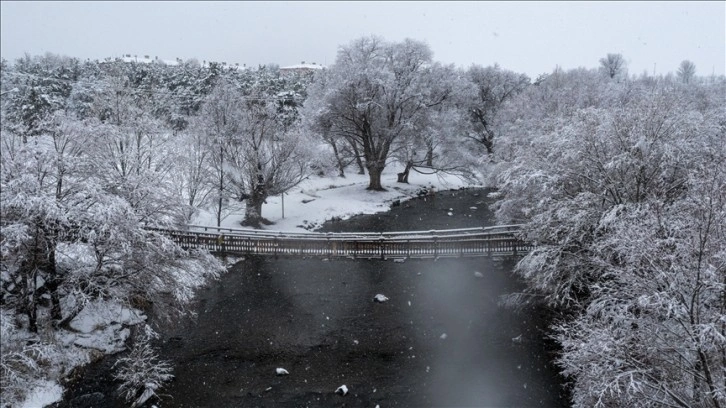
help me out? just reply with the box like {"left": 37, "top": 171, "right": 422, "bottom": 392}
{"left": 493, "top": 58, "right": 725, "bottom": 407}
{"left": 1, "top": 37, "right": 723, "bottom": 407}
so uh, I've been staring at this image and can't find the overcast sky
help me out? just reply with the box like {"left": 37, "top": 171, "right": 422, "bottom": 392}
{"left": 1, "top": 1, "right": 724, "bottom": 78}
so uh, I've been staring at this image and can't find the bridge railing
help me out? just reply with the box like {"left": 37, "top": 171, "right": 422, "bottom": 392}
{"left": 151, "top": 224, "right": 530, "bottom": 259}
{"left": 184, "top": 223, "right": 523, "bottom": 240}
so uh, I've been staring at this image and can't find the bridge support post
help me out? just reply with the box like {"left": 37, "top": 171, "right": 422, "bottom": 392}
{"left": 379, "top": 238, "right": 384, "bottom": 260}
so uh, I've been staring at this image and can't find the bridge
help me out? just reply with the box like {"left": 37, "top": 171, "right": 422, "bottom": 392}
{"left": 153, "top": 224, "right": 531, "bottom": 260}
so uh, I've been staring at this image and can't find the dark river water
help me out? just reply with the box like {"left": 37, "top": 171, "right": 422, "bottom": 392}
{"left": 55, "top": 188, "right": 569, "bottom": 408}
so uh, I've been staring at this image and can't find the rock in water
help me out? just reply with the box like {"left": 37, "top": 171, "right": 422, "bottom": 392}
{"left": 474, "top": 271, "right": 484, "bottom": 278}
{"left": 373, "top": 294, "right": 389, "bottom": 303}
{"left": 276, "top": 368, "right": 289, "bottom": 376}
{"left": 335, "top": 384, "right": 349, "bottom": 396}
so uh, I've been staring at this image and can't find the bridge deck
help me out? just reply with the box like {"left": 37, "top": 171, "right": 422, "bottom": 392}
{"left": 154, "top": 225, "right": 531, "bottom": 259}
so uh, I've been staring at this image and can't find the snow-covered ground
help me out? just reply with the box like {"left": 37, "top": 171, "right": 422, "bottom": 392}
{"left": 192, "top": 168, "right": 481, "bottom": 232}
{"left": 6, "top": 299, "right": 147, "bottom": 408}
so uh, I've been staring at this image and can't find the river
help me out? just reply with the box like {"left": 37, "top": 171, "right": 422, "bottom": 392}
{"left": 55, "top": 188, "right": 569, "bottom": 407}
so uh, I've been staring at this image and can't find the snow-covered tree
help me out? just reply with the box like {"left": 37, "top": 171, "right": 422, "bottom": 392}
{"left": 461, "top": 64, "right": 530, "bottom": 156}
{"left": 304, "top": 36, "right": 449, "bottom": 190}
{"left": 494, "top": 79, "right": 726, "bottom": 407}
{"left": 0, "top": 54, "right": 225, "bottom": 406}
{"left": 303, "top": 70, "right": 365, "bottom": 178}
{"left": 196, "top": 77, "right": 310, "bottom": 228}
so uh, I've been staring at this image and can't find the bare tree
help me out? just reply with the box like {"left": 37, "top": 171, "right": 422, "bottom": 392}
{"left": 598, "top": 53, "right": 627, "bottom": 80}
{"left": 194, "top": 79, "right": 243, "bottom": 227}
{"left": 677, "top": 59, "right": 696, "bottom": 84}
{"left": 462, "top": 64, "right": 530, "bottom": 155}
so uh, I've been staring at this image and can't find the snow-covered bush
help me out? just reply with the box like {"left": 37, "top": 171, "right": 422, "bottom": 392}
{"left": 113, "top": 328, "right": 173, "bottom": 408}
{"left": 0, "top": 309, "right": 53, "bottom": 405}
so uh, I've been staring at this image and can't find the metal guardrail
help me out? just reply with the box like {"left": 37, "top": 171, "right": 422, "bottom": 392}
{"left": 152, "top": 225, "right": 530, "bottom": 260}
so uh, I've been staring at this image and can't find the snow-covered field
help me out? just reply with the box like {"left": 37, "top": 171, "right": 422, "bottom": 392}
{"left": 193, "top": 168, "right": 480, "bottom": 232}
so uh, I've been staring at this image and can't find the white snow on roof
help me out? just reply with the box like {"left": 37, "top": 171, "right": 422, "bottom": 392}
{"left": 280, "top": 63, "right": 325, "bottom": 70}
{"left": 119, "top": 56, "right": 178, "bottom": 65}
{"left": 114, "top": 56, "right": 249, "bottom": 70}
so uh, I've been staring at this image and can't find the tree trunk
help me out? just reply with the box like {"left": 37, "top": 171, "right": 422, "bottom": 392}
{"left": 350, "top": 142, "right": 365, "bottom": 175}
{"left": 397, "top": 161, "right": 413, "bottom": 184}
{"left": 243, "top": 167, "right": 268, "bottom": 228}
{"left": 482, "top": 137, "right": 494, "bottom": 155}
{"left": 425, "top": 147, "right": 434, "bottom": 167}
{"left": 367, "top": 165, "right": 386, "bottom": 191}
{"left": 45, "top": 235, "right": 62, "bottom": 322}
{"left": 243, "top": 193, "right": 265, "bottom": 228}
{"left": 216, "top": 146, "right": 224, "bottom": 227}
{"left": 331, "top": 140, "right": 346, "bottom": 178}
{"left": 20, "top": 262, "right": 38, "bottom": 333}
{"left": 26, "top": 285, "right": 37, "bottom": 333}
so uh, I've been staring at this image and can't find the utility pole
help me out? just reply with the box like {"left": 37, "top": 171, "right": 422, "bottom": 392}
{"left": 281, "top": 192, "right": 285, "bottom": 219}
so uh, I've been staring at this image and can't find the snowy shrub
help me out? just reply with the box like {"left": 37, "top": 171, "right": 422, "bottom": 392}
{"left": 0, "top": 309, "right": 53, "bottom": 405}
{"left": 113, "top": 329, "right": 173, "bottom": 408}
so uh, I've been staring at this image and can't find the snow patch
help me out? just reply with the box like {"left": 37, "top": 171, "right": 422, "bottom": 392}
{"left": 68, "top": 299, "right": 145, "bottom": 353}
{"left": 192, "top": 169, "right": 477, "bottom": 232}
{"left": 69, "top": 299, "right": 145, "bottom": 334}
{"left": 73, "top": 324, "right": 131, "bottom": 354}
{"left": 19, "top": 380, "right": 63, "bottom": 408}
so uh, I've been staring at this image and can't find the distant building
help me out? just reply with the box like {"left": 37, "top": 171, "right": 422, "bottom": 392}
{"left": 279, "top": 61, "right": 325, "bottom": 77}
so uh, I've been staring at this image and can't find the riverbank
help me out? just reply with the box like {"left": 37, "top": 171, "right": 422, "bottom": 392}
{"left": 192, "top": 168, "right": 477, "bottom": 232}
{"left": 53, "top": 188, "right": 569, "bottom": 407}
